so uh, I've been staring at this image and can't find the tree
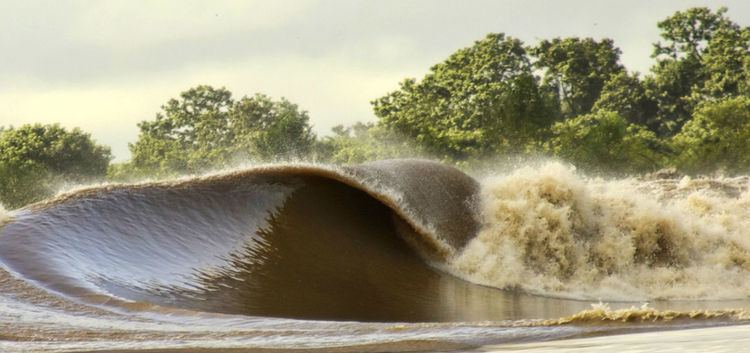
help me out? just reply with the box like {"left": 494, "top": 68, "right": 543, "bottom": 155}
{"left": 593, "top": 72, "right": 659, "bottom": 131}
{"left": 647, "top": 7, "right": 747, "bottom": 136}
{"left": 673, "top": 96, "right": 750, "bottom": 174}
{"left": 653, "top": 7, "right": 734, "bottom": 61}
{"left": 316, "top": 122, "right": 418, "bottom": 164}
{"left": 531, "top": 37, "right": 625, "bottom": 118}
{"left": 231, "top": 94, "right": 316, "bottom": 161}
{"left": 695, "top": 24, "right": 750, "bottom": 100}
{"left": 546, "top": 111, "right": 666, "bottom": 174}
{"left": 0, "top": 124, "right": 111, "bottom": 208}
{"left": 129, "top": 85, "right": 315, "bottom": 176}
{"left": 644, "top": 59, "right": 703, "bottom": 136}
{"left": 372, "top": 33, "right": 557, "bottom": 161}
{"left": 130, "top": 85, "right": 234, "bottom": 175}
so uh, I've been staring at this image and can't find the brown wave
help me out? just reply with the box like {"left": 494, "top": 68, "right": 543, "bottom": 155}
{"left": 23, "top": 159, "right": 480, "bottom": 260}
{"left": 1, "top": 159, "right": 565, "bottom": 322}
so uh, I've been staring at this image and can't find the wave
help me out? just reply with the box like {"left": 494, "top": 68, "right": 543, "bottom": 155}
{"left": 451, "top": 162, "right": 750, "bottom": 301}
{"left": 3, "top": 159, "right": 750, "bottom": 326}
{"left": 0, "top": 159, "right": 524, "bottom": 322}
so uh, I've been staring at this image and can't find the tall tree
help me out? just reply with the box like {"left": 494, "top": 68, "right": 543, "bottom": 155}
{"left": 130, "top": 85, "right": 234, "bottom": 175}
{"left": 695, "top": 24, "right": 750, "bottom": 100}
{"left": 673, "top": 96, "right": 750, "bottom": 174}
{"left": 129, "top": 85, "right": 315, "bottom": 176}
{"left": 531, "top": 37, "right": 624, "bottom": 118}
{"left": 593, "top": 72, "right": 659, "bottom": 131}
{"left": 372, "top": 33, "right": 557, "bottom": 161}
{"left": 546, "top": 111, "right": 665, "bottom": 174}
{"left": 0, "top": 124, "right": 111, "bottom": 208}
{"left": 230, "top": 94, "right": 316, "bottom": 161}
{"left": 653, "top": 7, "right": 734, "bottom": 61}
{"left": 316, "top": 122, "right": 417, "bottom": 164}
{"left": 647, "top": 7, "right": 747, "bottom": 136}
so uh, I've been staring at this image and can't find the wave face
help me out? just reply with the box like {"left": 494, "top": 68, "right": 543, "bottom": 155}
{"left": 3, "top": 158, "right": 750, "bottom": 332}
{"left": 451, "top": 162, "right": 750, "bottom": 301}
{"left": 2, "top": 159, "right": 595, "bottom": 323}
{"left": 5, "top": 158, "right": 750, "bottom": 352}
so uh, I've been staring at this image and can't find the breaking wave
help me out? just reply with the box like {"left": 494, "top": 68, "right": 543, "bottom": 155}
{"left": 2, "top": 158, "right": 750, "bottom": 328}
{"left": 451, "top": 162, "right": 750, "bottom": 301}
{"left": 0, "top": 160, "right": 498, "bottom": 322}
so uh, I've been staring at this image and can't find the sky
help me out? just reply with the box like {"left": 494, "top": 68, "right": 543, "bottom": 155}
{"left": 1, "top": 1, "right": 749, "bottom": 161}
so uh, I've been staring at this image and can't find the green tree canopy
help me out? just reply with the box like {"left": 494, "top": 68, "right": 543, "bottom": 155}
{"left": 647, "top": 7, "right": 748, "bottom": 136}
{"left": 593, "top": 72, "right": 659, "bottom": 131}
{"left": 231, "top": 94, "right": 316, "bottom": 161}
{"left": 129, "top": 85, "right": 315, "bottom": 176}
{"left": 695, "top": 22, "right": 750, "bottom": 100}
{"left": 316, "top": 122, "right": 418, "bottom": 164}
{"left": 653, "top": 7, "right": 735, "bottom": 61}
{"left": 673, "top": 96, "right": 750, "bottom": 174}
{"left": 546, "top": 111, "right": 666, "bottom": 174}
{"left": 372, "top": 33, "right": 557, "bottom": 161}
{"left": 531, "top": 37, "right": 624, "bottom": 118}
{"left": 0, "top": 124, "right": 111, "bottom": 208}
{"left": 130, "top": 85, "right": 234, "bottom": 175}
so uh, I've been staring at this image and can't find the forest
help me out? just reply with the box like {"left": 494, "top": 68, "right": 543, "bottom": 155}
{"left": 2, "top": 7, "right": 750, "bottom": 208}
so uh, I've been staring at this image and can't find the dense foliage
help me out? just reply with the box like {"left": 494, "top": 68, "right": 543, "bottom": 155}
{"left": 123, "top": 86, "right": 315, "bottom": 177}
{"left": 673, "top": 96, "right": 750, "bottom": 173}
{"left": 4, "top": 6, "right": 750, "bottom": 208}
{"left": 372, "top": 33, "right": 557, "bottom": 161}
{"left": 531, "top": 37, "right": 624, "bottom": 118}
{"left": 315, "top": 123, "right": 419, "bottom": 164}
{"left": 370, "top": 6, "right": 750, "bottom": 173}
{"left": 546, "top": 111, "right": 666, "bottom": 174}
{"left": 0, "top": 124, "right": 111, "bottom": 208}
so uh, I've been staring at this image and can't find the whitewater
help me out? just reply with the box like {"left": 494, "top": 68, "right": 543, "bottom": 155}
{"left": 0, "top": 159, "right": 749, "bottom": 352}
{"left": 453, "top": 162, "right": 750, "bottom": 301}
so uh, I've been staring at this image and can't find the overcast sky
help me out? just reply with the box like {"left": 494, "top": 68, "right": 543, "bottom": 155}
{"left": 1, "top": 1, "right": 749, "bottom": 161}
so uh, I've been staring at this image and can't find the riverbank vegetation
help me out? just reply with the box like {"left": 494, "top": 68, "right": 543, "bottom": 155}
{"left": 3, "top": 7, "right": 750, "bottom": 207}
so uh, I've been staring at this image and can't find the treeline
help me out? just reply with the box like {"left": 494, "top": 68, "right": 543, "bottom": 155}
{"left": 3, "top": 7, "right": 750, "bottom": 208}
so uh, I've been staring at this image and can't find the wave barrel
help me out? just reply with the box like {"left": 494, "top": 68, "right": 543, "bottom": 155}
{"left": 0, "top": 159, "right": 539, "bottom": 322}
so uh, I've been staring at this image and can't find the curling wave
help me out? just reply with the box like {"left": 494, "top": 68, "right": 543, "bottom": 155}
{"left": 0, "top": 159, "right": 519, "bottom": 322}
{"left": 3, "top": 159, "right": 750, "bottom": 327}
